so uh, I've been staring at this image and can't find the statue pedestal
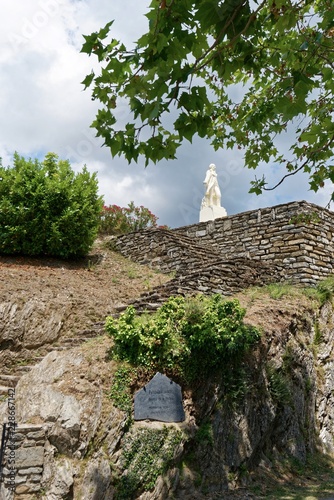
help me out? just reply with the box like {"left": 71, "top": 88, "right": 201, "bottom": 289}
{"left": 199, "top": 205, "right": 227, "bottom": 223}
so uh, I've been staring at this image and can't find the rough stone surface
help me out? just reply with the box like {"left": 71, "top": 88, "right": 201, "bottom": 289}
{"left": 15, "top": 447, "right": 45, "bottom": 468}
{"left": 0, "top": 299, "right": 64, "bottom": 350}
{"left": 80, "top": 455, "right": 114, "bottom": 500}
{"left": 44, "top": 458, "right": 74, "bottom": 500}
{"left": 15, "top": 350, "right": 102, "bottom": 457}
{"left": 115, "top": 200, "right": 334, "bottom": 289}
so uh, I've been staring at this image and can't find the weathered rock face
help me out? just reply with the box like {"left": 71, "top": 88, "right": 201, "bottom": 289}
{"left": 2, "top": 293, "right": 334, "bottom": 499}
{"left": 0, "top": 299, "right": 65, "bottom": 350}
{"left": 44, "top": 455, "right": 75, "bottom": 500}
{"left": 15, "top": 350, "right": 102, "bottom": 458}
{"left": 171, "top": 297, "right": 334, "bottom": 497}
{"left": 314, "top": 301, "right": 334, "bottom": 453}
{"left": 80, "top": 455, "right": 114, "bottom": 500}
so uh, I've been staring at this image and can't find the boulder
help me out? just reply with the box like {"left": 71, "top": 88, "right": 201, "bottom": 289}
{"left": 15, "top": 349, "right": 102, "bottom": 457}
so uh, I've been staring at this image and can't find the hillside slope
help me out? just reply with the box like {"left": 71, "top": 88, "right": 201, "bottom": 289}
{"left": 0, "top": 238, "right": 170, "bottom": 370}
{"left": 1, "top": 239, "right": 334, "bottom": 499}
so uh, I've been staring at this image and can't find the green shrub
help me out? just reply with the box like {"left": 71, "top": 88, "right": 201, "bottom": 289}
{"left": 0, "top": 152, "right": 103, "bottom": 258}
{"left": 105, "top": 294, "right": 260, "bottom": 380}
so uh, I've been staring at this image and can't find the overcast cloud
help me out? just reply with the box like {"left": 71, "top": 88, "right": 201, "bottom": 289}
{"left": 0, "top": 0, "right": 332, "bottom": 228}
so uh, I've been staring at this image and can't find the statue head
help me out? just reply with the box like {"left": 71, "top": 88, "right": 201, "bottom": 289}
{"left": 209, "top": 163, "right": 216, "bottom": 171}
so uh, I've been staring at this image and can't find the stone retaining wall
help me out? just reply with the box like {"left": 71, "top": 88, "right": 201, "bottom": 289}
{"left": 114, "top": 200, "right": 334, "bottom": 287}
{"left": 112, "top": 228, "right": 220, "bottom": 274}
{"left": 1, "top": 424, "right": 45, "bottom": 498}
{"left": 173, "top": 200, "right": 334, "bottom": 285}
{"left": 118, "top": 258, "right": 282, "bottom": 315}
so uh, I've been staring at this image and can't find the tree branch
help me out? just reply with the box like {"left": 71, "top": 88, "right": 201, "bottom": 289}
{"left": 263, "top": 162, "right": 307, "bottom": 191}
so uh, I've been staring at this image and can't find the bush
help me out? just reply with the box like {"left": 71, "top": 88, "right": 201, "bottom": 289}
{"left": 99, "top": 201, "right": 167, "bottom": 235}
{"left": 0, "top": 152, "right": 103, "bottom": 258}
{"left": 105, "top": 294, "right": 260, "bottom": 380}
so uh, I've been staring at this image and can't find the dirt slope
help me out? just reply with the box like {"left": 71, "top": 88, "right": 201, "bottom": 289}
{"left": 0, "top": 238, "right": 170, "bottom": 367}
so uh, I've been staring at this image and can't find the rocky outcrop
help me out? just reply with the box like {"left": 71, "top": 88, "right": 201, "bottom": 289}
{"left": 1, "top": 294, "right": 334, "bottom": 499}
{"left": 15, "top": 350, "right": 102, "bottom": 457}
{"left": 0, "top": 299, "right": 65, "bottom": 351}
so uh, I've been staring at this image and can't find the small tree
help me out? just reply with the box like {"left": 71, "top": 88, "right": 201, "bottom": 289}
{"left": 0, "top": 152, "right": 103, "bottom": 258}
{"left": 99, "top": 201, "right": 165, "bottom": 235}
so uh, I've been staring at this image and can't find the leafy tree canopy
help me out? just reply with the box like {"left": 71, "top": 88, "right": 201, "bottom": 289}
{"left": 81, "top": 0, "right": 334, "bottom": 197}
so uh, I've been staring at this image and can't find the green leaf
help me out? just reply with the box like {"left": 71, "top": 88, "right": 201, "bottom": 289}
{"left": 149, "top": 101, "right": 161, "bottom": 120}
{"left": 98, "top": 21, "right": 114, "bottom": 40}
{"left": 81, "top": 34, "right": 99, "bottom": 55}
{"left": 81, "top": 71, "right": 95, "bottom": 89}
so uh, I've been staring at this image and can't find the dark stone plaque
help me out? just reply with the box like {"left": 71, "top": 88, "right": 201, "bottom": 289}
{"left": 134, "top": 372, "right": 185, "bottom": 423}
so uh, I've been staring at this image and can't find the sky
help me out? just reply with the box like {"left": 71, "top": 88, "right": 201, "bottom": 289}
{"left": 0, "top": 0, "right": 332, "bottom": 229}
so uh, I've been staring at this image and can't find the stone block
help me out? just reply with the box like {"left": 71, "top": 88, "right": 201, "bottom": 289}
{"left": 287, "top": 239, "right": 305, "bottom": 245}
{"left": 280, "top": 245, "right": 300, "bottom": 252}
{"left": 30, "top": 474, "right": 43, "bottom": 482}
{"left": 291, "top": 262, "right": 307, "bottom": 268}
{"left": 289, "top": 250, "right": 307, "bottom": 257}
{"left": 16, "top": 425, "right": 44, "bottom": 434}
{"left": 16, "top": 447, "right": 44, "bottom": 468}
{"left": 283, "top": 258, "right": 296, "bottom": 264}
{"left": 20, "top": 467, "right": 43, "bottom": 475}
{"left": 272, "top": 241, "right": 285, "bottom": 247}
{"left": 300, "top": 244, "right": 314, "bottom": 251}
{"left": 15, "top": 485, "right": 30, "bottom": 494}
{"left": 14, "top": 433, "right": 25, "bottom": 442}
{"left": 15, "top": 475, "right": 28, "bottom": 484}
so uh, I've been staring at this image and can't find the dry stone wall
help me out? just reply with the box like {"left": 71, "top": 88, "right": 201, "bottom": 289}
{"left": 0, "top": 424, "right": 45, "bottom": 498}
{"left": 173, "top": 200, "right": 334, "bottom": 285}
{"left": 117, "top": 258, "right": 282, "bottom": 315}
{"left": 114, "top": 200, "right": 334, "bottom": 288}
{"left": 14, "top": 424, "right": 45, "bottom": 497}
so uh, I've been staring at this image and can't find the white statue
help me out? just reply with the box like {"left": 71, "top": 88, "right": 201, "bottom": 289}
{"left": 202, "top": 163, "right": 221, "bottom": 208}
{"left": 199, "top": 163, "right": 227, "bottom": 222}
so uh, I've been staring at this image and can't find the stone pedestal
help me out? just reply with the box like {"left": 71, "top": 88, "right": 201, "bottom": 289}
{"left": 199, "top": 205, "right": 227, "bottom": 223}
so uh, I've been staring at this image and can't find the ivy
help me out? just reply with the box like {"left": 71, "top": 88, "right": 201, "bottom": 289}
{"left": 115, "top": 427, "right": 183, "bottom": 499}
{"left": 109, "top": 365, "right": 136, "bottom": 417}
